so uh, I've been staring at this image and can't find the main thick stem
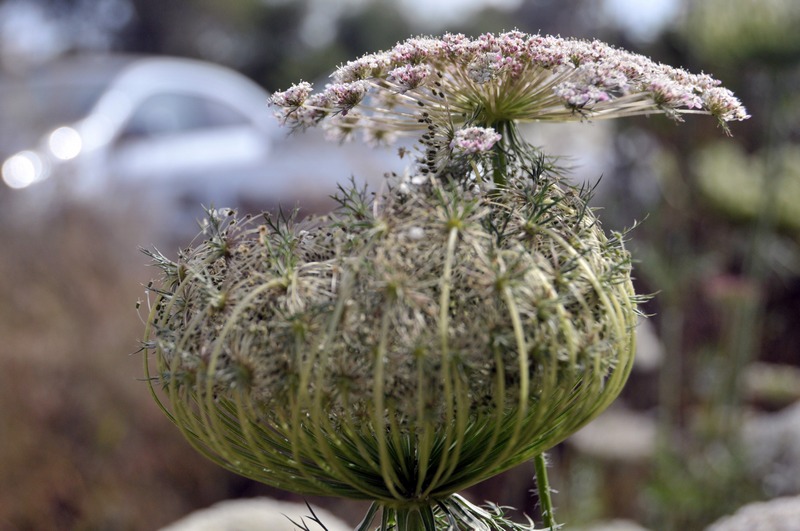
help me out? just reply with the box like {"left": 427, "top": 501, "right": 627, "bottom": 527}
{"left": 490, "top": 120, "right": 513, "bottom": 188}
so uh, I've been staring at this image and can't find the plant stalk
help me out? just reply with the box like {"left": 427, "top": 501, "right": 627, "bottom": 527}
{"left": 534, "top": 452, "right": 557, "bottom": 530}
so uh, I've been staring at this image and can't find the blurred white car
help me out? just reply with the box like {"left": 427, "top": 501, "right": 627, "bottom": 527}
{"left": 0, "top": 55, "right": 403, "bottom": 236}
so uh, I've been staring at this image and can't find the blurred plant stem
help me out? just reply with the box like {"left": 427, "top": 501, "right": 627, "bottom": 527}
{"left": 718, "top": 68, "right": 785, "bottom": 434}
{"left": 649, "top": 68, "right": 787, "bottom": 530}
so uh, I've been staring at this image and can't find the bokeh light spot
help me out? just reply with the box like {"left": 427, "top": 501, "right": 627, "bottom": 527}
{"left": 49, "top": 126, "right": 82, "bottom": 160}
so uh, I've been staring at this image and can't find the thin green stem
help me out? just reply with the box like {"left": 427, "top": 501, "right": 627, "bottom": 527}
{"left": 420, "top": 226, "right": 459, "bottom": 498}
{"left": 491, "top": 120, "right": 511, "bottom": 187}
{"left": 534, "top": 452, "right": 557, "bottom": 530}
{"left": 374, "top": 302, "right": 405, "bottom": 500}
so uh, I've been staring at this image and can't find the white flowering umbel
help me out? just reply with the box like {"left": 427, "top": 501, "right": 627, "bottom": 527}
{"left": 144, "top": 31, "right": 747, "bottom": 531}
{"left": 271, "top": 31, "right": 748, "bottom": 138}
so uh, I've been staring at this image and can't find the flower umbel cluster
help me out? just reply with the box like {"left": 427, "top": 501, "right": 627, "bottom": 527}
{"left": 271, "top": 30, "right": 749, "bottom": 143}
{"left": 450, "top": 126, "right": 502, "bottom": 155}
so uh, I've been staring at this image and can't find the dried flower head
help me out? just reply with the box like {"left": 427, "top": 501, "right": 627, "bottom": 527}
{"left": 144, "top": 169, "right": 639, "bottom": 529}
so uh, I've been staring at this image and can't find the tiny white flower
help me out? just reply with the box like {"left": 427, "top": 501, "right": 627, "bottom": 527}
{"left": 450, "top": 126, "right": 502, "bottom": 155}
{"left": 407, "top": 226, "right": 425, "bottom": 240}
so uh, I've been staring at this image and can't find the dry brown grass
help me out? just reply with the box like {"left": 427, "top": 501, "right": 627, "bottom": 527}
{"left": 0, "top": 206, "right": 245, "bottom": 530}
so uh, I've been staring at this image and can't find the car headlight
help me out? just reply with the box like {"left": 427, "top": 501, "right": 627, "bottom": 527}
{"left": 48, "top": 126, "right": 82, "bottom": 160}
{"left": 2, "top": 151, "right": 45, "bottom": 189}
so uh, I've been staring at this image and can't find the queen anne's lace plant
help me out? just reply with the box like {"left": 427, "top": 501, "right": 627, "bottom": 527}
{"left": 143, "top": 31, "right": 747, "bottom": 531}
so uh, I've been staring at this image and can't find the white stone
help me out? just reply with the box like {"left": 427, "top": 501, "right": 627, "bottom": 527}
{"left": 161, "top": 498, "right": 351, "bottom": 531}
{"left": 706, "top": 496, "right": 800, "bottom": 531}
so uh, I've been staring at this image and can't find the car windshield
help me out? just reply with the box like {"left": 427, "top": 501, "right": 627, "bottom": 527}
{"left": 0, "top": 56, "right": 132, "bottom": 158}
